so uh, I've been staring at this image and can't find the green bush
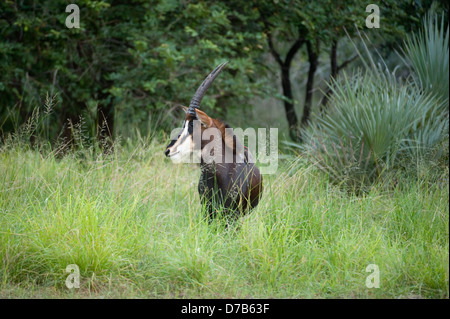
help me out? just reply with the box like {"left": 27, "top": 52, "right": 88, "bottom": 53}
{"left": 300, "top": 13, "right": 449, "bottom": 189}
{"left": 402, "top": 13, "right": 449, "bottom": 164}
{"left": 301, "top": 70, "right": 444, "bottom": 188}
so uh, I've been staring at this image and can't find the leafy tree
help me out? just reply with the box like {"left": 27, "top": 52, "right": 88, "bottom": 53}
{"left": 0, "top": 0, "right": 267, "bottom": 146}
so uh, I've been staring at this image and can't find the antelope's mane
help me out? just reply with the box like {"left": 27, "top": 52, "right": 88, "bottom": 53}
{"left": 210, "top": 118, "right": 245, "bottom": 158}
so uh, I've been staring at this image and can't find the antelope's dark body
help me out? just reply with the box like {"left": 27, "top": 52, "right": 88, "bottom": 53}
{"left": 199, "top": 137, "right": 262, "bottom": 221}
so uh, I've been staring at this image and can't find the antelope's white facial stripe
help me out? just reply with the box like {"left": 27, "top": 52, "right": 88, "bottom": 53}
{"left": 167, "top": 121, "right": 194, "bottom": 163}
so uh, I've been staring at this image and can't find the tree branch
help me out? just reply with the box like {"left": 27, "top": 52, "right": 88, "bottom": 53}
{"left": 320, "top": 50, "right": 359, "bottom": 110}
{"left": 266, "top": 32, "right": 283, "bottom": 67}
{"left": 337, "top": 54, "right": 358, "bottom": 72}
{"left": 285, "top": 38, "right": 305, "bottom": 69}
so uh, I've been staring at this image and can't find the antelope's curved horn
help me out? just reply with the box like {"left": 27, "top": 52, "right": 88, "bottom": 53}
{"left": 188, "top": 61, "right": 228, "bottom": 115}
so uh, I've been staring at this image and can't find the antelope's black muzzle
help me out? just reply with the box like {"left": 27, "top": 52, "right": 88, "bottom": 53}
{"left": 165, "top": 139, "right": 176, "bottom": 157}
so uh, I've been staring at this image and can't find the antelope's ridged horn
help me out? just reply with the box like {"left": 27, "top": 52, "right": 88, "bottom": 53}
{"left": 188, "top": 61, "right": 229, "bottom": 115}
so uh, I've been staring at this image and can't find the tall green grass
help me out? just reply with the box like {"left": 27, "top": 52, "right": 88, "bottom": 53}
{"left": 0, "top": 141, "right": 448, "bottom": 298}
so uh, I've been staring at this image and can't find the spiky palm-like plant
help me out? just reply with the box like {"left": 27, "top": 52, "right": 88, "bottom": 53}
{"left": 300, "top": 13, "right": 449, "bottom": 189}
{"left": 403, "top": 13, "right": 449, "bottom": 109}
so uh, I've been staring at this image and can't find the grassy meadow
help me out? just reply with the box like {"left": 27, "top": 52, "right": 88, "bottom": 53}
{"left": 0, "top": 140, "right": 448, "bottom": 298}
{"left": 0, "top": 1, "right": 448, "bottom": 301}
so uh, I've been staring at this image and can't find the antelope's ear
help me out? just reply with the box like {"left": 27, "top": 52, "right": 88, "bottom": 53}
{"left": 181, "top": 105, "right": 189, "bottom": 113}
{"left": 194, "top": 109, "right": 213, "bottom": 127}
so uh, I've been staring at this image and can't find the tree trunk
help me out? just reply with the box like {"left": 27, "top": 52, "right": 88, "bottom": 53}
{"left": 320, "top": 40, "right": 358, "bottom": 111}
{"left": 301, "top": 40, "right": 319, "bottom": 129}
{"left": 320, "top": 40, "right": 338, "bottom": 110}
{"left": 267, "top": 34, "right": 304, "bottom": 141}
{"left": 281, "top": 65, "right": 300, "bottom": 141}
{"left": 330, "top": 40, "right": 338, "bottom": 79}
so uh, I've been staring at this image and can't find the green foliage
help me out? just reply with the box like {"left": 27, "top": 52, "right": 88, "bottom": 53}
{"left": 401, "top": 12, "right": 450, "bottom": 166}
{"left": 0, "top": 0, "right": 267, "bottom": 142}
{"left": 0, "top": 0, "right": 442, "bottom": 146}
{"left": 257, "top": 0, "right": 426, "bottom": 46}
{"left": 403, "top": 12, "right": 449, "bottom": 109}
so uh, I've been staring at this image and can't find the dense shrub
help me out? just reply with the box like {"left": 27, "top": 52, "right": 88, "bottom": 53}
{"left": 301, "top": 13, "right": 449, "bottom": 189}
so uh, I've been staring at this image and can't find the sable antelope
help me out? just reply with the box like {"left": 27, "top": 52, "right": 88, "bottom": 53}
{"left": 164, "top": 62, "right": 263, "bottom": 221}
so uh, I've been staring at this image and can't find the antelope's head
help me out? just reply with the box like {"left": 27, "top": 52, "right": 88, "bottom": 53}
{"left": 164, "top": 62, "right": 228, "bottom": 163}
